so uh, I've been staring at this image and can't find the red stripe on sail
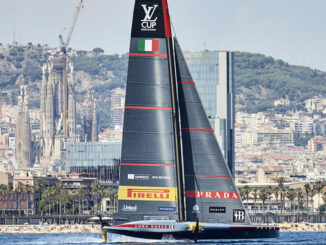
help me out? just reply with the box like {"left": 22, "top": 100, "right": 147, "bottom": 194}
{"left": 152, "top": 40, "right": 159, "bottom": 52}
{"left": 129, "top": 53, "right": 167, "bottom": 57}
{"left": 185, "top": 191, "right": 240, "bottom": 200}
{"left": 182, "top": 128, "right": 214, "bottom": 132}
{"left": 162, "top": 0, "right": 172, "bottom": 38}
{"left": 125, "top": 106, "right": 172, "bottom": 110}
{"left": 178, "top": 81, "right": 195, "bottom": 85}
{"left": 121, "top": 163, "right": 176, "bottom": 167}
{"left": 185, "top": 174, "right": 232, "bottom": 179}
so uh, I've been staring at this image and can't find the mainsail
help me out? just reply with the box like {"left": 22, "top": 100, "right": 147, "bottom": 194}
{"left": 103, "top": 0, "right": 280, "bottom": 240}
{"left": 174, "top": 38, "right": 250, "bottom": 224}
{"left": 117, "top": 0, "right": 249, "bottom": 225}
{"left": 116, "top": 0, "right": 181, "bottom": 223}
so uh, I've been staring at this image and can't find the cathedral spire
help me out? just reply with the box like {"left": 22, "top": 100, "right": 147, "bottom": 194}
{"left": 40, "top": 63, "right": 47, "bottom": 136}
{"left": 15, "top": 85, "right": 32, "bottom": 169}
{"left": 91, "top": 99, "right": 98, "bottom": 142}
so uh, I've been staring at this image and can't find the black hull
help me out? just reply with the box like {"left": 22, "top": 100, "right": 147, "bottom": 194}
{"left": 105, "top": 229, "right": 279, "bottom": 240}
{"left": 102, "top": 221, "right": 279, "bottom": 241}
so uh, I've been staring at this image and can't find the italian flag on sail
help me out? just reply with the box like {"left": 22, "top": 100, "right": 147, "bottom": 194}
{"left": 138, "top": 40, "right": 159, "bottom": 52}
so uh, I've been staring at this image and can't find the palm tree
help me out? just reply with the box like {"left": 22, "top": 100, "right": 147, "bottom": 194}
{"left": 71, "top": 190, "right": 78, "bottom": 215}
{"left": 91, "top": 180, "right": 101, "bottom": 214}
{"left": 251, "top": 188, "right": 258, "bottom": 222}
{"left": 259, "top": 188, "right": 268, "bottom": 218}
{"left": 243, "top": 185, "right": 250, "bottom": 209}
{"left": 55, "top": 183, "right": 64, "bottom": 219}
{"left": 280, "top": 187, "right": 287, "bottom": 215}
{"left": 61, "top": 188, "right": 68, "bottom": 215}
{"left": 313, "top": 181, "right": 325, "bottom": 222}
{"left": 34, "top": 180, "right": 44, "bottom": 215}
{"left": 276, "top": 177, "right": 285, "bottom": 189}
{"left": 272, "top": 186, "right": 280, "bottom": 222}
{"left": 0, "top": 184, "right": 8, "bottom": 216}
{"left": 24, "top": 184, "right": 34, "bottom": 216}
{"left": 314, "top": 181, "right": 324, "bottom": 210}
{"left": 7, "top": 188, "right": 12, "bottom": 217}
{"left": 286, "top": 188, "right": 296, "bottom": 212}
{"left": 296, "top": 188, "right": 304, "bottom": 212}
{"left": 104, "top": 188, "right": 115, "bottom": 215}
{"left": 238, "top": 187, "right": 246, "bottom": 200}
{"left": 77, "top": 187, "right": 85, "bottom": 215}
{"left": 304, "top": 183, "right": 312, "bottom": 212}
{"left": 16, "top": 182, "right": 25, "bottom": 217}
{"left": 266, "top": 186, "right": 273, "bottom": 212}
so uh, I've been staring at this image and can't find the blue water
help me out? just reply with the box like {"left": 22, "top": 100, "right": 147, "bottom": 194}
{"left": 0, "top": 232, "right": 325, "bottom": 244}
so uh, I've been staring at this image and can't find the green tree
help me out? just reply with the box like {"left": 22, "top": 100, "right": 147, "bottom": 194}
{"left": 91, "top": 180, "right": 101, "bottom": 214}
{"left": 24, "top": 184, "right": 34, "bottom": 216}
{"left": 9, "top": 49, "right": 17, "bottom": 56}
{"left": 251, "top": 187, "right": 258, "bottom": 222}
{"left": 259, "top": 188, "right": 268, "bottom": 215}
{"left": 23, "top": 61, "right": 41, "bottom": 82}
{"left": 304, "top": 183, "right": 312, "bottom": 212}
{"left": 243, "top": 185, "right": 250, "bottom": 209}
{"left": 16, "top": 182, "right": 25, "bottom": 216}
{"left": 0, "top": 184, "right": 8, "bottom": 215}
{"left": 77, "top": 187, "right": 85, "bottom": 215}
{"left": 296, "top": 188, "right": 304, "bottom": 212}
{"left": 92, "top": 47, "right": 104, "bottom": 56}
{"left": 286, "top": 188, "right": 296, "bottom": 212}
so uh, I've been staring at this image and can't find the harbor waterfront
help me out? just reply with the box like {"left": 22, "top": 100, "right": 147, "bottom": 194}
{"left": 0, "top": 231, "right": 325, "bottom": 245}
{"left": 1, "top": 222, "right": 326, "bottom": 234}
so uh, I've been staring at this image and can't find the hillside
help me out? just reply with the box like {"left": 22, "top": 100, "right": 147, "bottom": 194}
{"left": 0, "top": 43, "right": 325, "bottom": 130}
{"left": 233, "top": 52, "right": 326, "bottom": 113}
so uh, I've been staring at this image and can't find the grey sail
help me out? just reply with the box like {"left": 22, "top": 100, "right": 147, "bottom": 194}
{"left": 116, "top": 0, "right": 179, "bottom": 224}
{"left": 174, "top": 38, "right": 250, "bottom": 224}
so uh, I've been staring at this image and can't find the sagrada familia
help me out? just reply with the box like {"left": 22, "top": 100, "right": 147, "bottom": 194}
{"left": 15, "top": 55, "right": 98, "bottom": 171}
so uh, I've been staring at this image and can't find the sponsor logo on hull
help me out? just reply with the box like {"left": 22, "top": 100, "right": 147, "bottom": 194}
{"left": 233, "top": 209, "right": 246, "bottom": 223}
{"left": 209, "top": 207, "right": 226, "bottom": 213}
{"left": 127, "top": 174, "right": 170, "bottom": 181}
{"left": 152, "top": 175, "right": 171, "bottom": 180}
{"left": 115, "top": 224, "right": 175, "bottom": 229}
{"left": 192, "top": 204, "right": 200, "bottom": 213}
{"left": 128, "top": 174, "right": 150, "bottom": 180}
{"left": 158, "top": 206, "right": 176, "bottom": 212}
{"left": 122, "top": 205, "right": 137, "bottom": 212}
{"left": 186, "top": 191, "right": 240, "bottom": 200}
{"left": 118, "top": 186, "right": 177, "bottom": 201}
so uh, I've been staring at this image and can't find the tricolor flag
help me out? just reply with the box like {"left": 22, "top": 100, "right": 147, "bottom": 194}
{"left": 138, "top": 40, "right": 159, "bottom": 52}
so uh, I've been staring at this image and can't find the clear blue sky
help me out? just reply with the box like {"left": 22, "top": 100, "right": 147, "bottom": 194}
{"left": 1, "top": 0, "right": 326, "bottom": 71}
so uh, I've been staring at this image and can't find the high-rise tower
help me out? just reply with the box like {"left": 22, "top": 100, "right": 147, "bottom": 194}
{"left": 184, "top": 51, "right": 235, "bottom": 176}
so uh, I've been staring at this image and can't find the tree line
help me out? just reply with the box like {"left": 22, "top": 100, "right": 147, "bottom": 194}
{"left": 0, "top": 180, "right": 117, "bottom": 217}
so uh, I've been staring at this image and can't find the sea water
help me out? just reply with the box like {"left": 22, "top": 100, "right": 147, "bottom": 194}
{"left": 0, "top": 232, "right": 325, "bottom": 244}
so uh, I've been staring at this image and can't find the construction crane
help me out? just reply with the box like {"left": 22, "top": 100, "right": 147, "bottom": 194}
{"left": 58, "top": 0, "right": 84, "bottom": 138}
{"left": 59, "top": 0, "right": 84, "bottom": 53}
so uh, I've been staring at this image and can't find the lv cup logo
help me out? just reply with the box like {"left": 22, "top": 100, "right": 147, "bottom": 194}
{"left": 141, "top": 4, "right": 158, "bottom": 30}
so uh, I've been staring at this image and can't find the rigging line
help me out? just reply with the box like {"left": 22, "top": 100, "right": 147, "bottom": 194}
{"left": 168, "top": 0, "right": 177, "bottom": 38}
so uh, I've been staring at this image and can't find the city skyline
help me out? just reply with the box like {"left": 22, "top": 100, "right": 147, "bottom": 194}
{"left": 0, "top": 0, "right": 326, "bottom": 71}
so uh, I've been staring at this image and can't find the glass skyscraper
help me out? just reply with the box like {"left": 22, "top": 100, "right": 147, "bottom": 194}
{"left": 184, "top": 51, "right": 235, "bottom": 176}
{"left": 65, "top": 141, "right": 122, "bottom": 181}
